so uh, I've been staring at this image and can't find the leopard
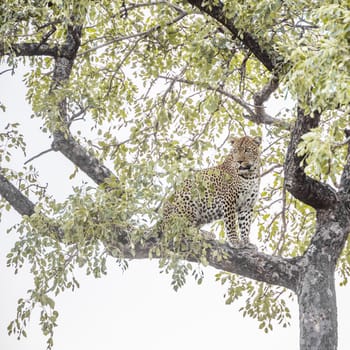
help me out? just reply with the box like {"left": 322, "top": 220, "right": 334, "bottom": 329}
{"left": 162, "top": 135, "right": 262, "bottom": 248}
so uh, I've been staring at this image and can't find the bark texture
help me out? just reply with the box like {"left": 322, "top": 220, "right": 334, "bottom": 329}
{"left": 0, "top": 170, "right": 35, "bottom": 216}
{"left": 298, "top": 251, "right": 338, "bottom": 349}
{"left": 51, "top": 131, "right": 113, "bottom": 184}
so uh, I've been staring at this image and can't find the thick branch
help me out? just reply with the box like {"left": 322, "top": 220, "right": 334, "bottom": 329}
{"left": 51, "top": 131, "right": 113, "bottom": 185}
{"left": 0, "top": 170, "right": 35, "bottom": 216}
{"left": 284, "top": 108, "right": 338, "bottom": 209}
{"left": 0, "top": 42, "right": 58, "bottom": 57}
{"left": 206, "top": 243, "right": 299, "bottom": 291}
{"left": 51, "top": 25, "right": 82, "bottom": 91}
{"left": 47, "top": 25, "right": 116, "bottom": 185}
{"left": 109, "top": 236, "right": 300, "bottom": 291}
{"left": 186, "top": 0, "right": 281, "bottom": 72}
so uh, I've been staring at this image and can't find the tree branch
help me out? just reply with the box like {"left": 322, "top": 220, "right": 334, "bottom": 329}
{"left": 0, "top": 42, "right": 58, "bottom": 58}
{"left": 78, "top": 12, "right": 187, "bottom": 57}
{"left": 253, "top": 75, "right": 279, "bottom": 120}
{"left": 24, "top": 148, "right": 54, "bottom": 165}
{"left": 122, "top": 0, "right": 187, "bottom": 16}
{"left": 284, "top": 108, "right": 338, "bottom": 209}
{"left": 261, "top": 164, "right": 282, "bottom": 177}
{"left": 0, "top": 169, "right": 35, "bottom": 216}
{"left": 46, "top": 25, "right": 116, "bottom": 186}
{"left": 51, "top": 131, "right": 113, "bottom": 185}
{"left": 339, "top": 129, "right": 350, "bottom": 197}
{"left": 107, "top": 234, "right": 300, "bottom": 292}
{"left": 185, "top": 0, "right": 281, "bottom": 72}
{"left": 159, "top": 75, "right": 290, "bottom": 129}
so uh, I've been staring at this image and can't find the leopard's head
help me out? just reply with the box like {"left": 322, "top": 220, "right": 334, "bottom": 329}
{"left": 229, "top": 136, "right": 262, "bottom": 175}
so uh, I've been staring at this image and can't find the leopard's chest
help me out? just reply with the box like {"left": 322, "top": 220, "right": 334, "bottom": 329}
{"left": 236, "top": 177, "right": 260, "bottom": 209}
{"left": 195, "top": 175, "right": 259, "bottom": 219}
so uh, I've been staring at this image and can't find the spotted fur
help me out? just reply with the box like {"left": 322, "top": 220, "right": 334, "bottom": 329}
{"left": 162, "top": 136, "right": 261, "bottom": 247}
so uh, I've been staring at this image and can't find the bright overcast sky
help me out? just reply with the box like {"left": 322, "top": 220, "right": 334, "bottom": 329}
{"left": 0, "top": 65, "right": 349, "bottom": 350}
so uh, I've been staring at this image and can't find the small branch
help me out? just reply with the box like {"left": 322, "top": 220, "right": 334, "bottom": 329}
{"left": 24, "top": 148, "right": 53, "bottom": 165}
{"left": 36, "top": 20, "right": 62, "bottom": 31}
{"left": 67, "top": 105, "right": 91, "bottom": 126}
{"left": 78, "top": 12, "right": 187, "bottom": 57}
{"left": 333, "top": 134, "right": 350, "bottom": 148}
{"left": 0, "top": 68, "right": 14, "bottom": 75}
{"left": 261, "top": 164, "right": 282, "bottom": 177}
{"left": 159, "top": 75, "right": 290, "bottom": 129}
{"left": 339, "top": 129, "right": 350, "bottom": 196}
{"left": 122, "top": 1, "right": 187, "bottom": 16}
{"left": 253, "top": 75, "right": 279, "bottom": 123}
{"left": 161, "top": 66, "right": 187, "bottom": 105}
{"left": 159, "top": 74, "right": 254, "bottom": 111}
{"left": 274, "top": 184, "right": 288, "bottom": 256}
{"left": 39, "top": 25, "right": 57, "bottom": 45}
{"left": 239, "top": 52, "right": 251, "bottom": 95}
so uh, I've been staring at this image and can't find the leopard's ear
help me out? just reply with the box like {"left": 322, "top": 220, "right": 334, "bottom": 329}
{"left": 229, "top": 137, "right": 239, "bottom": 145}
{"left": 253, "top": 136, "right": 262, "bottom": 145}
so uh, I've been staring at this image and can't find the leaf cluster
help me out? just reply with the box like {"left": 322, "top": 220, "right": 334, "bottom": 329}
{"left": 217, "top": 272, "right": 293, "bottom": 333}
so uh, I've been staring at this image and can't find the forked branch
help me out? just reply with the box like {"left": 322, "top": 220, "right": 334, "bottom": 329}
{"left": 284, "top": 108, "right": 338, "bottom": 209}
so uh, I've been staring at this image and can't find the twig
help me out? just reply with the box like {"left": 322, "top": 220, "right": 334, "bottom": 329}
{"left": 68, "top": 105, "right": 91, "bottom": 126}
{"left": 0, "top": 68, "right": 14, "bottom": 76}
{"left": 78, "top": 12, "right": 187, "bottom": 57}
{"left": 122, "top": 1, "right": 187, "bottom": 16}
{"left": 332, "top": 135, "right": 350, "bottom": 148}
{"left": 239, "top": 52, "right": 251, "bottom": 96}
{"left": 24, "top": 148, "right": 53, "bottom": 165}
{"left": 274, "top": 183, "right": 288, "bottom": 256}
{"left": 261, "top": 164, "right": 282, "bottom": 177}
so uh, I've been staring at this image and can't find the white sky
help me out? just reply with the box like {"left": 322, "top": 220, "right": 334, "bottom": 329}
{"left": 0, "top": 65, "right": 349, "bottom": 350}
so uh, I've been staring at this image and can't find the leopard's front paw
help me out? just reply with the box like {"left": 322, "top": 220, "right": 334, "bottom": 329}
{"left": 228, "top": 240, "right": 257, "bottom": 250}
{"left": 240, "top": 241, "right": 258, "bottom": 250}
{"left": 227, "top": 239, "right": 240, "bottom": 248}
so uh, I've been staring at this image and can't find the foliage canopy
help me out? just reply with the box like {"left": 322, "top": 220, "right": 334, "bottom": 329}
{"left": 1, "top": 0, "right": 349, "bottom": 348}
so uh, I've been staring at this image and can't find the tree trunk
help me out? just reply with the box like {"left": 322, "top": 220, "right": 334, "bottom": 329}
{"left": 297, "top": 205, "right": 349, "bottom": 350}
{"left": 298, "top": 256, "right": 337, "bottom": 349}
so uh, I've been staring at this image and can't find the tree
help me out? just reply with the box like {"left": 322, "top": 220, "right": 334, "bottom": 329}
{"left": 0, "top": 1, "right": 349, "bottom": 349}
